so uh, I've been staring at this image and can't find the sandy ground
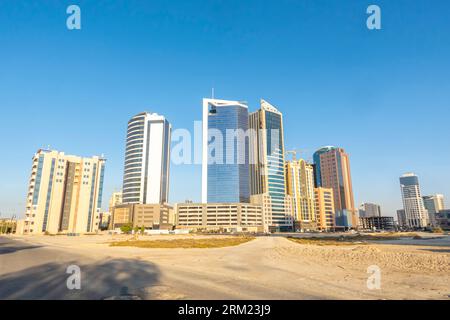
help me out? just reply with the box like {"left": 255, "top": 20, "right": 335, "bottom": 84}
{"left": 0, "top": 233, "right": 449, "bottom": 300}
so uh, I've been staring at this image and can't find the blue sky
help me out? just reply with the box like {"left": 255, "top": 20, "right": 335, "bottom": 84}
{"left": 0, "top": 0, "right": 449, "bottom": 218}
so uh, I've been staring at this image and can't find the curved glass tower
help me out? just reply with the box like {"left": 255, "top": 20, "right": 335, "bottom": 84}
{"left": 122, "top": 112, "right": 171, "bottom": 204}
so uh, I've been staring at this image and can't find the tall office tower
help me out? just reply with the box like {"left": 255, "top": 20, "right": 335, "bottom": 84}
{"left": 122, "top": 112, "right": 171, "bottom": 205}
{"left": 422, "top": 194, "right": 444, "bottom": 227}
{"left": 399, "top": 173, "right": 429, "bottom": 228}
{"left": 249, "top": 99, "right": 293, "bottom": 232}
{"left": 314, "top": 187, "right": 335, "bottom": 231}
{"left": 23, "top": 149, "right": 106, "bottom": 234}
{"left": 313, "top": 146, "right": 357, "bottom": 229}
{"left": 202, "top": 99, "right": 250, "bottom": 203}
{"left": 359, "top": 203, "right": 382, "bottom": 218}
{"left": 286, "top": 159, "right": 316, "bottom": 230}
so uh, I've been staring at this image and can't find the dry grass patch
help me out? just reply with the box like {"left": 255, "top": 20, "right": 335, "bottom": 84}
{"left": 110, "top": 237, "right": 255, "bottom": 249}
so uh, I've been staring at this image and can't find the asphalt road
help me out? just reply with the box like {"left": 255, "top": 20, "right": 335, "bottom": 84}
{"left": 0, "top": 236, "right": 160, "bottom": 299}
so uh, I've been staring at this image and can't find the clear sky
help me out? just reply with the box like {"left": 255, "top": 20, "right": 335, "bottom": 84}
{"left": 1, "top": 0, "right": 449, "bottom": 218}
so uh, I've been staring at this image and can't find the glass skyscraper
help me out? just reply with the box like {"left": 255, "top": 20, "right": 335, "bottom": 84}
{"left": 249, "top": 99, "right": 293, "bottom": 231}
{"left": 202, "top": 99, "right": 250, "bottom": 203}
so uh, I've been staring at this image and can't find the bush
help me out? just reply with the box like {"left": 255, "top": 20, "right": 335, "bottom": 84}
{"left": 431, "top": 227, "right": 443, "bottom": 233}
{"left": 120, "top": 223, "right": 133, "bottom": 234}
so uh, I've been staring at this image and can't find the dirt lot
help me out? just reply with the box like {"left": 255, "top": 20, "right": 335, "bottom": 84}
{"left": 0, "top": 233, "right": 449, "bottom": 300}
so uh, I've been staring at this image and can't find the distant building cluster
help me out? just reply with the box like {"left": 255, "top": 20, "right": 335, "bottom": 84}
{"left": 397, "top": 174, "right": 448, "bottom": 230}
{"left": 13, "top": 98, "right": 448, "bottom": 235}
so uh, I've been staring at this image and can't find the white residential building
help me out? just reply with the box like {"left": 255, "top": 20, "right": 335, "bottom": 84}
{"left": 122, "top": 112, "right": 171, "bottom": 204}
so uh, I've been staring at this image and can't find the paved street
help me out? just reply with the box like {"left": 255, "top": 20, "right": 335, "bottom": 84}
{"left": 0, "top": 234, "right": 449, "bottom": 300}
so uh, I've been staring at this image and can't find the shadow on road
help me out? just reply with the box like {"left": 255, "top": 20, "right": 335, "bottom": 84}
{"left": 0, "top": 259, "right": 161, "bottom": 300}
{"left": 0, "top": 245, "right": 43, "bottom": 255}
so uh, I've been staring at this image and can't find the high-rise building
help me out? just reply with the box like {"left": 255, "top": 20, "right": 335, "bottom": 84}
{"left": 359, "top": 203, "right": 381, "bottom": 218}
{"left": 314, "top": 187, "right": 335, "bottom": 231}
{"left": 423, "top": 194, "right": 445, "bottom": 226}
{"left": 23, "top": 149, "right": 106, "bottom": 234}
{"left": 122, "top": 112, "right": 171, "bottom": 205}
{"left": 249, "top": 99, "right": 293, "bottom": 232}
{"left": 286, "top": 159, "right": 316, "bottom": 231}
{"left": 313, "top": 146, "right": 357, "bottom": 229}
{"left": 202, "top": 99, "right": 250, "bottom": 203}
{"left": 399, "top": 173, "right": 429, "bottom": 228}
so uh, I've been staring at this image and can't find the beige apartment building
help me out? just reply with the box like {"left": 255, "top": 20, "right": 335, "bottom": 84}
{"left": 111, "top": 203, "right": 173, "bottom": 230}
{"left": 285, "top": 159, "right": 317, "bottom": 231}
{"left": 314, "top": 187, "right": 335, "bottom": 231}
{"left": 314, "top": 146, "right": 357, "bottom": 229}
{"left": 21, "top": 149, "right": 105, "bottom": 235}
{"left": 176, "top": 203, "right": 263, "bottom": 232}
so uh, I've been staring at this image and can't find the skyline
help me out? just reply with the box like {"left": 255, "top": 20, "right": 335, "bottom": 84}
{"left": 1, "top": 0, "right": 450, "bottom": 218}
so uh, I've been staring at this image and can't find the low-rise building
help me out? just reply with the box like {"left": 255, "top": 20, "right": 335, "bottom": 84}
{"left": 436, "top": 210, "right": 450, "bottom": 230}
{"left": 359, "top": 216, "right": 395, "bottom": 231}
{"left": 314, "top": 187, "right": 335, "bottom": 231}
{"left": 111, "top": 203, "right": 173, "bottom": 230}
{"left": 176, "top": 203, "right": 263, "bottom": 232}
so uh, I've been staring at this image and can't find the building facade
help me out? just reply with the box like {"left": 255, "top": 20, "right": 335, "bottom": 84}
{"left": 109, "top": 191, "right": 123, "bottom": 210}
{"left": 202, "top": 98, "right": 250, "bottom": 204}
{"left": 176, "top": 202, "right": 263, "bottom": 232}
{"left": 249, "top": 99, "right": 293, "bottom": 232}
{"left": 359, "top": 216, "right": 395, "bottom": 231}
{"left": 314, "top": 187, "right": 335, "bottom": 231}
{"left": 359, "top": 203, "right": 382, "bottom": 218}
{"left": 23, "top": 149, "right": 105, "bottom": 234}
{"left": 436, "top": 210, "right": 450, "bottom": 230}
{"left": 285, "top": 159, "right": 316, "bottom": 231}
{"left": 313, "top": 146, "right": 357, "bottom": 229}
{"left": 122, "top": 112, "right": 171, "bottom": 204}
{"left": 423, "top": 194, "right": 445, "bottom": 226}
{"left": 399, "top": 173, "right": 429, "bottom": 228}
{"left": 111, "top": 203, "right": 173, "bottom": 230}
{"left": 397, "top": 209, "right": 407, "bottom": 228}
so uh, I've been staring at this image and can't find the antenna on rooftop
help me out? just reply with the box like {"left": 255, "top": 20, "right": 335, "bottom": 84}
{"left": 211, "top": 87, "right": 215, "bottom": 99}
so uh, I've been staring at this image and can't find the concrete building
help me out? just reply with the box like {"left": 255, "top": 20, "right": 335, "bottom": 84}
{"left": 399, "top": 173, "right": 429, "bottom": 228}
{"left": 111, "top": 203, "right": 173, "bottom": 230}
{"left": 359, "top": 203, "right": 381, "bottom": 218}
{"left": 22, "top": 149, "right": 105, "bottom": 234}
{"left": 202, "top": 98, "right": 250, "bottom": 203}
{"left": 122, "top": 112, "right": 171, "bottom": 204}
{"left": 0, "top": 218, "right": 17, "bottom": 234}
{"left": 176, "top": 203, "right": 263, "bottom": 232}
{"left": 314, "top": 187, "right": 335, "bottom": 231}
{"left": 423, "top": 194, "right": 445, "bottom": 227}
{"left": 359, "top": 216, "right": 395, "bottom": 231}
{"left": 313, "top": 146, "right": 357, "bottom": 229}
{"left": 397, "top": 209, "right": 407, "bottom": 228}
{"left": 436, "top": 210, "right": 450, "bottom": 230}
{"left": 249, "top": 99, "right": 293, "bottom": 232}
{"left": 109, "top": 191, "right": 123, "bottom": 209}
{"left": 285, "top": 159, "right": 316, "bottom": 231}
